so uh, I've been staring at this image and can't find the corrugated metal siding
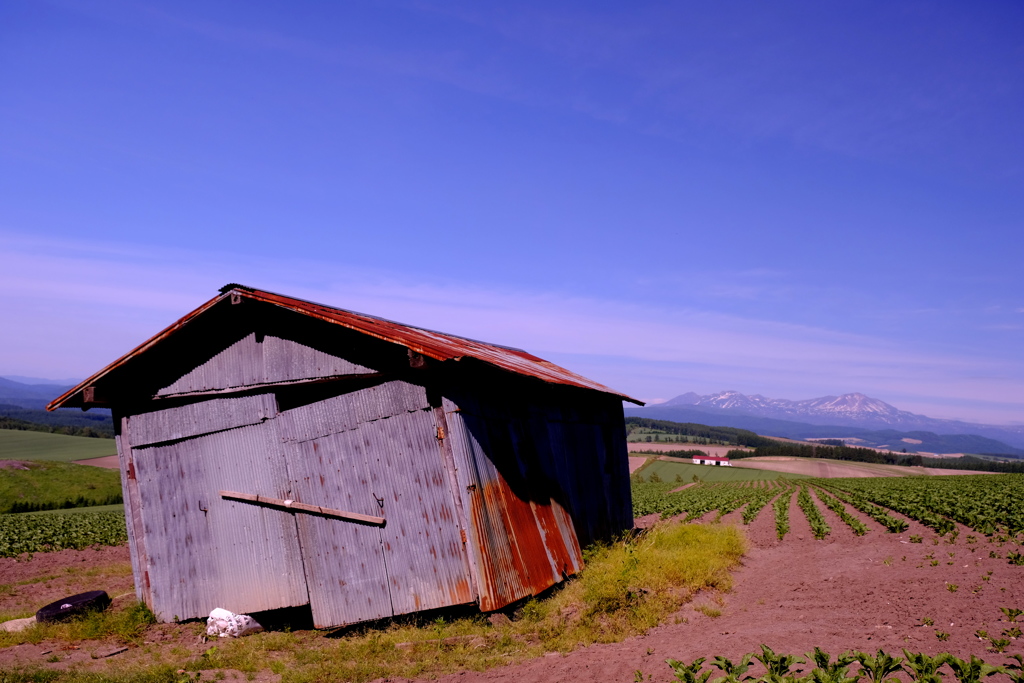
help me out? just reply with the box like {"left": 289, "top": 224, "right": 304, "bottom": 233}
{"left": 157, "top": 333, "right": 373, "bottom": 397}
{"left": 442, "top": 395, "right": 583, "bottom": 612}
{"left": 276, "top": 381, "right": 428, "bottom": 443}
{"left": 362, "top": 409, "right": 473, "bottom": 616}
{"left": 283, "top": 433, "right": 393, "bottom": 628}
{"left": 127, "top": 394, "right": 278, "bottom": 447}
{"left": 277, "top": 380, "right": 472, "bottom": 627}
{"left": 115, "top": 419, "right": 146, "bottom": 603}
{"left": 133, "top": 420, "right": 309, "bottom": 622}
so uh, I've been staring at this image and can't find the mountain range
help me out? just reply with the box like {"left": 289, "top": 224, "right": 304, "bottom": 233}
{"left": 627, "top": 390, "right": 1024, "bottom": 454}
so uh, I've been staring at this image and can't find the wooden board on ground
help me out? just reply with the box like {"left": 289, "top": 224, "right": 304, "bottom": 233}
{"left": 0, "top": 429, "right": 116, "bottom": 463}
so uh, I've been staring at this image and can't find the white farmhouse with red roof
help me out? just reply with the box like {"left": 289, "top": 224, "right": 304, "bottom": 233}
{"left": 693, "top": 455, "right": 732, "bottom": 467}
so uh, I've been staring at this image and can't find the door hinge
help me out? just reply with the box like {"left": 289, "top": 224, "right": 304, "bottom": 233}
{"left": 460, "top": 528, "right": 467, "bottom": 544}
{"left": 436, "top": 425, "right": 445, "bottom": 440}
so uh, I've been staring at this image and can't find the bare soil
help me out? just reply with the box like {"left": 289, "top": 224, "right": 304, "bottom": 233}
{"left": 733, "top": 457, "right": 987, "bottom": 479}
{"left": 71, "top": 455, "right": 119, "bottom": 469}
{"left": 1, "top": 509, "right": 1021, "bottom": 681}
{"left": 0, "top": 546, "right": 133, "bottom": 620}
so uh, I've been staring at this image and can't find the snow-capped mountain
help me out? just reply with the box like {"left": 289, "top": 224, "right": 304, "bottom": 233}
{"left": 663, "top": 391, "right": 919, "bottom": 424}
{"left": 654, "top": 390, "right": 1024, "bottom": 449}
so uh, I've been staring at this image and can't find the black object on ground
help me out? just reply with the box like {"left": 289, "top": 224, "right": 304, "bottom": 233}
{"left": 35, "top": 590, "right": 111, "bottom": 623}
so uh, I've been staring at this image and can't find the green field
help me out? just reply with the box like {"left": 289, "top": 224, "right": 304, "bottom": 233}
{"left": 25, "top": 503, "right": 125, "bottom": 515}
{"left": 0, "top": 428, "right": 116, "bottom": 462}
{"left": 0, "top": 460, "right": 123, "bottom": 513}
{"left": 634, "top": 458, "right": 810, "bottom": 482}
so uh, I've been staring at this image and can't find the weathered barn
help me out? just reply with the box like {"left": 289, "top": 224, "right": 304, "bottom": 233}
{"left": 49, "top": 285, "right": 641, "bottom": 628}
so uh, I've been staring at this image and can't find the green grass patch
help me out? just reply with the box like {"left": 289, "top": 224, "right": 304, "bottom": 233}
{"left": 0, "top": 523, "right": 745, "bottom": 683}
{"left": 0, "top": 600, "right": 156, "bottom": 649}
{"left": 0, "top": 461, "right": 122, "bottom": 513}
{"left": 634, "top": 459, "right": 807, "bottom": 482}
{"left": 0, "top": 429, "right": 117, "bottom": 463}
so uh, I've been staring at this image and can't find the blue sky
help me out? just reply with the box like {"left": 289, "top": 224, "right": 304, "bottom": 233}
{"left": 2, "top": 1, "right": 1022, "bottom": 424}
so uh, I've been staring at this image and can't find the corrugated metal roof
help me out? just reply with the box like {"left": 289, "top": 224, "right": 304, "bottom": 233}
{"left": 48, "top": 285, "right": 643, "bottom": 410}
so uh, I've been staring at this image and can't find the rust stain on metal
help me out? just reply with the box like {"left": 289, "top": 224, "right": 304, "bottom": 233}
{"left": 468, "top": 476, "right": 579, "bottom": 613}
{"left": 48, "top": 286, "right": 642, "bottom": 410}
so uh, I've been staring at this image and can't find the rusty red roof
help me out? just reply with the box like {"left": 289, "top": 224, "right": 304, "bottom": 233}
{"left": 48, "top": 285, "right": 642, "bottom": 410}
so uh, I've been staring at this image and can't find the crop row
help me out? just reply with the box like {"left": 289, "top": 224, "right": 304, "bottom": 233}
{"left": 655, "top": 645, "right": 1023, "bottom": 683}
{"left": 812, "top": 486, "right": 868, "bottom": 536}
{"left": 0, "top": 510, "right": 128, "bottom": 557}
{"left": 796, "top": 486, "right": 830, "bottom": 540}
{"left": 820, "top": 474, "right": 1024, "bottom": 537}
{"left": 816, "top": 485, "right": 910, "bottom": 533}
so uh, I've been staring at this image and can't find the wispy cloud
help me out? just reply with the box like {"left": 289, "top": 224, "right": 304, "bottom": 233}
{"left": 2, "top": 231, "right": 1021, "bottom": 423}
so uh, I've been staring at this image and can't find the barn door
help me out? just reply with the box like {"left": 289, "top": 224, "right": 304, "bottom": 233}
{"left": 127, "top": 413, "right": 310, "bottom": 622}
{"left": 276, "top": 383, "right": 474, "bottom": 628}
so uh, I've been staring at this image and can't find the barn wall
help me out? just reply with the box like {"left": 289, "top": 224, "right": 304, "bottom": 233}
{"left": 277, "top": 380, "right": 474, "bottom": 628}
{"left": 440, "top": 386, "right": 632, "bottom": 612}
{"left": 157, "top": 333, "right": 374, "bottom": 397}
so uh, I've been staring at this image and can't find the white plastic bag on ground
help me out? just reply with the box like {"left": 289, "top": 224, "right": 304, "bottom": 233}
{"left": 205, "top": 608, "right": 263, "bottom": 638}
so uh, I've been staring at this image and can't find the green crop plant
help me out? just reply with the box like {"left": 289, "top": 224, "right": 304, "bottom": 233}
{"left": 806, "top": 647, "right": 859, "bottom": 683}
{"left": 754, "top": 644, "right": 804, "bottom": 682}
{"left": 819, "top": 474, "right": 1024, "bottom": 537}
{"left": 1005, "top": 654, "right": 1024, "bottom": 683}
{"left": 0, "top": 509, "right": 127, "bottom": 557}
{"left": 902, "top": 650, "right": 949, "bottom": 683}
{"left": 653, "top": 648, "right": 1018, "bottom": 683}
{"left": 708, "top": 653, "right": 755, "bottom": 683}
{"left": 796, "top": 486, "right": 831, "bottom": 539}
{"left": 667, "top": 657, "right": 714, "bottom": 683}
{"left": 944, "top": 654, "right": 1003, "bottom": 683}
{"left": 812, "top": 487, "right": 868, "bottom": 536}
{"left": 774, "top": 489, "right": 792, "bottom": 540}
{"left": 1000, "top": 607, "right": 1022, "bottom": 623}
{"left": 855, "top": 649, "right": 903, "bottom": 683}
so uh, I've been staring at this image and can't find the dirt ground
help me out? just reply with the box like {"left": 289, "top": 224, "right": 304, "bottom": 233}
{"left": 71, "top": 455, "right": 119, "bottom": 469}
{"left": 1, "top": 503, "right": 1021, "bottom": 681}
{"left": 733, "top": 457, "right": 990, "bottom": 478}
{"left": 0, "top": 545, "right": 134, "bottom": 620}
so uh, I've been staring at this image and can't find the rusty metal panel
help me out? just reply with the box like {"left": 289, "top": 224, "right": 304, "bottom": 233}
{"left": 276, "top": 381, "right": 428, "bottom": 444}
{"left": 442, "top": 397, "right": 582, "bottom": 612}
{"left": 283, "top": 433, "right": 392, "bottom": 628}
{"left": 132, "top": 420, "right": 308, "bottom": 622}
{"left": 49, "top": 287, "right": 640, "bottom": 410}
{"left": 126, "top": 394, "right": 278, "bottom": 447}
{"left": 362, "top": 409, "right": 474, "bottom": 616}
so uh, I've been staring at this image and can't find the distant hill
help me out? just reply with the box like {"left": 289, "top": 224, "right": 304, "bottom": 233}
{"left": 0, "top": 376, "right": 77, "bottom": 409}
{"left": 0, "top": 378, "right": 112, "bottom": 433}
{"left": 625, "top": 399, "right": 1024, "bottom": 457}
